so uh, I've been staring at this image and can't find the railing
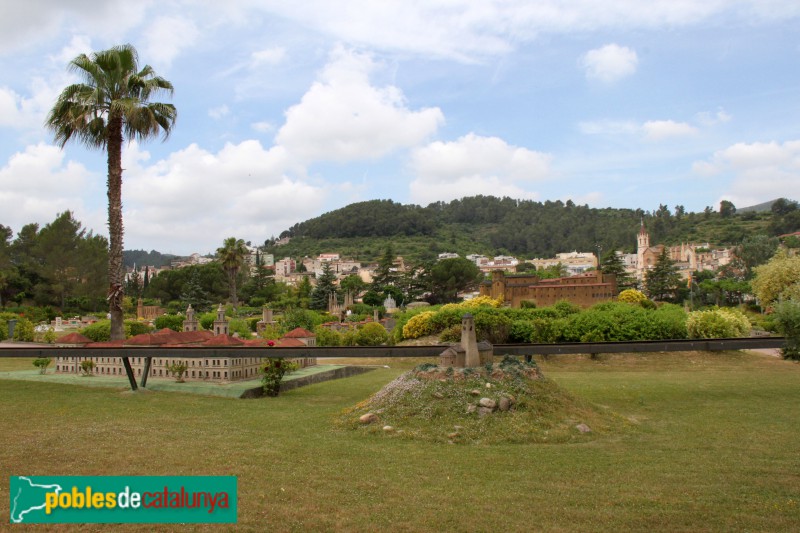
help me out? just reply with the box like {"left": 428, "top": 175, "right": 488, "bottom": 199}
{"left": 0, "top": 337, "right": 787, "bottom": 391}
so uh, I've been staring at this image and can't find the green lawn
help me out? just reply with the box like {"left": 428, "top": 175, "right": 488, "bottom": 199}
{"left": 1, "top": 352, "right": 799, "bottom": 532}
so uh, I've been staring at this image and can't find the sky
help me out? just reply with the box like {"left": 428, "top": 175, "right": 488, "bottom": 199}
{"left": 1, "top": 1, "right": 799, "bottom": 255}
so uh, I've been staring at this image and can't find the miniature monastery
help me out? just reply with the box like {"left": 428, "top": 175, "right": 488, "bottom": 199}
{"left": 54, "top": 304, "right": 316, "bottom": 383}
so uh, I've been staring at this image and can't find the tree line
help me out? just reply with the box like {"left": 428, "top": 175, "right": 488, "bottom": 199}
{"left": 274, "top": 196, "right": 799, "bottom": 261}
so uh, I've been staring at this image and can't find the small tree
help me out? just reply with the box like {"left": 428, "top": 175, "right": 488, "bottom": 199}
{"left": 645, "top": 248, "right": 682, "bottom": 302}
{"left": 261, "top": 358, "right": 299, "bottom": 397}
{"left": 33, "top": 357, "right": 52, "bottom": 374}
{"left": 166, "top": 361, "right": 188, "bottom": 382}
{"left": 80, "top": 360, "right": 95, "bottom": 376}
{"left": 355, "top": 322, "right": 389, "bottom": 346}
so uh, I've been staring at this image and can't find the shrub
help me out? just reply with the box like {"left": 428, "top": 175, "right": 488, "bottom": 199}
{"left": 618, "top": 289, "right": 649, "bottom": 305}
{"left": 314, "top": 326, "right": 342, "bottom": 347}
{"left": 402, "top": 311, "right": 437, "bottom": 339}
{"left": 126, "top": 320, "right": 154, "bottom": 337}
{"left": 439, "top": 324, "right": 462, "bottom": 343}
{"left": 687, "top": 307, "right": 751, "bottom": 339}
{"left": 473, "top": 310, "right": 513, "bottom": 344}
{"left": 166, "top": 361, "right": 188, "bottom": 382}
{"left": 561, "top": 302, "right": 687, "bottom": 342}
{"left": 12, "top": 317, "right": 34, "bottom": 342}
{"left": 247, "top": 317, "right": 261, "bottom": 332}
{"left": 259, "top": 324, "right": 284, "bottom": 341}
{"left": 552, "top": 300, "right": 581, "bottom": 318}
{"left": 771, "top": 300, "right": 800, "bottom": 360}
{"left": 282, "top": 308, "right": 325, "bottom": 332}
{"left": 261, "top": 358, "right": 299, "bottom": 396}
{"left": 80, "top": 360, "right": 95, "bottom": 375}
{"left": 199, "top": 312, "right": 216, "bottom": 331}
{"left": 228, "top": 318, "right": 253, "bottom": 339}
{"left": 154, "top": 314, "right": 184, "bottom": 332}
{"left": 341, "top": 329, "right": 358, "bottom": 346}
{"left": 33, "top": 357, "right": 51, "bottom": 374}
{"left": 355, "top": 322, "right": 389, "bottom": 346}
{"left": 509, "top": 320, "right": 535, "bottom": 343}
{"left": 81, "top": 320, "right": 111, "bottom": 342}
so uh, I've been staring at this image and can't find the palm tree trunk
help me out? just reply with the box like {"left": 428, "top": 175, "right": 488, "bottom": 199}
{"left": 107, "top": 115, "right": 125, "bottom": 340}
{"left": 107, "top": 115, "right": 136, "bottom": 390}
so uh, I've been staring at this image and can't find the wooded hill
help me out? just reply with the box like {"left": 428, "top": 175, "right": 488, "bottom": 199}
{"left": 265, "top": 196, "right": 799, "bottom": 263}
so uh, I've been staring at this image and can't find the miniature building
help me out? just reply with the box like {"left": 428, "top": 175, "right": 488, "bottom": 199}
{"left": 480, "top": 270, "right": 617, "bottom": 308}
{"left": 54, "top": 322, "right": 318, "bottom": 383}
{"left": 212, "top": 304, "right": 229, "bottom": 336}
{"left": 183, "top": 305, "right": 199, "bottom": 332}
{"left": 256, "top": 307, "right": 276, "bottom": 333}
{"left": 438, "top": 314, "right": 493, "bottom": 368}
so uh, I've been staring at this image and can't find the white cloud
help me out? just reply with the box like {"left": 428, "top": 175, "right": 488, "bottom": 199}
{"left": 0, "top": 143, "right": 97, "bottom": 230}
{"left": 120, "top": 141, "right": 325, "bottom": 252}
{"left": 208, "top": 105, "right": 230, "bottom": 120}
{"left": 580, "top": 44, "right": 638, "bottom": 83}
{"left": 275, "top": 47, "right": 444, "bottom": 163}
{"left": 580, "top": 118, "right": 698, "bottom": 141}
{"left": 252, "top": 1, "right": 800, "bottom": 62}
{"left": 0, "top": 0, "right": 150, "bottom": 54}
{"left": 251, "top": 121, "right": 274, "bottom": 133}
{"left": 142, "top": 15, "right": 200, "bottom": 67}
{"left": 409, "top": 133, "right": 551, "bottom": 204}
{"left": 250, "top": 47, "right": 287, "bottom": 67}
{"left": 693, "top": 140, "right": 800, "bottom": 206}
{"left": 695, "top": 108, "right": 732, "bottom": 127}
{"left": 642, "top": 120, "right": 698, "bottom": 141}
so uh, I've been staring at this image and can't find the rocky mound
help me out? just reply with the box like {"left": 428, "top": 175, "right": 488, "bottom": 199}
{"left": 338, "top": 356, "right": 632, "bottom": 444}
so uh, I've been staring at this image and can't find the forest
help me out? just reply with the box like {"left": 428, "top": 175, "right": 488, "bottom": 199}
{"left": 269, "top": 196, "right": 799, "bottom": 262}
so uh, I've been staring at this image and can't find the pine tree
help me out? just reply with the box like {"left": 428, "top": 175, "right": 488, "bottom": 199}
{"left": 600, "top": 250, "right": 635, "bottom": 292}
{"left": 645, "top": 248, "right": 682, "bottom": 302}
{"left": 370, "top": 245, "right": 397, "bottom": 293}
{"left": 310, "top": 262, "right": 337, "bottom": 310}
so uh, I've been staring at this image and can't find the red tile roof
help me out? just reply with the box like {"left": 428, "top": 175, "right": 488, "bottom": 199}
{"left": 202, "top": 334, "right": 245, "bottom": 346}
{"left": 274, "top": 338, "right": 306, "bottom": 347}
{"left": 284, "top": 327, "right": 315, "bottom": 338}
{"left": 55, "top": 333, "right": 92, "bottom": 345}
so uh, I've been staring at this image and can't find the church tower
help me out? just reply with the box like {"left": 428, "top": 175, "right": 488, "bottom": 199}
{"left": 636, "top": 220, "right": 650, "bottom": 281}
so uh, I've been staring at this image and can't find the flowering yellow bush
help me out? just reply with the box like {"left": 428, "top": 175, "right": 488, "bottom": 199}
{"left": 440, "top": 296, "right": 503, "bottom": 312}
{"left": 402, "top": 311, "right": 437, "bottom": 339}
{"left": 687, "top": 307, "right": 751, "bottom": 339}
{"left": 617, "top": 289, "right": 648, "bottom": 304}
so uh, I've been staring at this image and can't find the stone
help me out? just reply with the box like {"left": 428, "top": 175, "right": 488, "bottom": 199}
{"left": 485, "top": 382, "right": 492, "bottom": 389}
{"left": 498, "top": 397, "right": 511, "bottom": 412}
{"left": 575, "top": 423, "right": 592, "bottom": 433}
{"left": 359, "top": 413, "right": 379, "bottom": 424}
{"left": 447, "top": 432, "right": 459, "bottom": 439}
{"left": 478, "top": 406, "right": 493, "bottom": 417}
{"left": 466, "top": 404, "right": 477, "bottom": 413}
{"left": 382, "top": 425, "right": 394, "bottom": 432}
{"left": 453, "top": 425, "right": 463, "bottom": 430}
{"left": 479, "top": 397, "right": 496, "bottom": 409}
{"left": 470, "top": 389, "right": 481, "bottom": 396}
{"left": 433, "top": 392, "right": 444, "bottom": 399}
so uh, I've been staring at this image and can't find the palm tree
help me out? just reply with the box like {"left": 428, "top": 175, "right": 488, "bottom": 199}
{"left": 46, "top": 44, "right": 176, "bottom": 389}
{"left": 217, "top": 238, "right": 249, "bottom": 309}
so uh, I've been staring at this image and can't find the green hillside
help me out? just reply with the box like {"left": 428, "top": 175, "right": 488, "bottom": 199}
{"left": 266, "top": 196, "right": 795, "bottom": 263}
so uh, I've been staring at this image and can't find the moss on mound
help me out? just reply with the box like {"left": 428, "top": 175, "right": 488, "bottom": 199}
{"left": 337, "top": 356, "right": 634, "bottom": 445}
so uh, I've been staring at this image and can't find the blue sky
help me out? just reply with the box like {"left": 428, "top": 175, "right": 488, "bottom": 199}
{"left": 1, "top": 1, "right": 799, "bottom": 255}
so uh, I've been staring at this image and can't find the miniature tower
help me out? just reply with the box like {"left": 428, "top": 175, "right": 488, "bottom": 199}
{"left": 461, "top": 313, "right": 480, "bottom": 367}
{"left": 213, "top": 304, "right": 229, "bottom": 335}
{"left": 183, "top": 304, "right": 199, "bottom": 332}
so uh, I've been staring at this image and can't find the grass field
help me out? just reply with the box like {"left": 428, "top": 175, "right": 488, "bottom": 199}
{"left": 1, "top": 352, "right": 799, "bottom": 531}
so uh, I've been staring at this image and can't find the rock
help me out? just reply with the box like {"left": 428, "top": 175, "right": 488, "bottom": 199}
{"left": 479, "top": 397, "right": 497, "bottom": 409}
{"left": 466, "top": 404, "right": 477, "bottom": 414}
{"left": 470, "top": 389, "right": 481, "bottom": 396}
{"left": 382, "top": 425, "right": 394, "bottom": 432}
{"left": 485, "top": 382, "right": 492, "bottom": 389}
{"left": 478, "top": 407, "right": 494, "bottom": 417}
{"left": 575, "top": 423, "right": 592, "bottom": 433}
{"left": 498, "top": 397, "right": 511, "bottom": 412}
{"left": 447, "top": 432, "right": 459, "bottom": 439}
{"left": 433, "top": 392, "right": 444, "bottom": 399}
{"left": 359, "top": 413, "right": 379, "bottom": 425}
{"left": 454, "top": 425, "right": 463, "bottom": 430}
